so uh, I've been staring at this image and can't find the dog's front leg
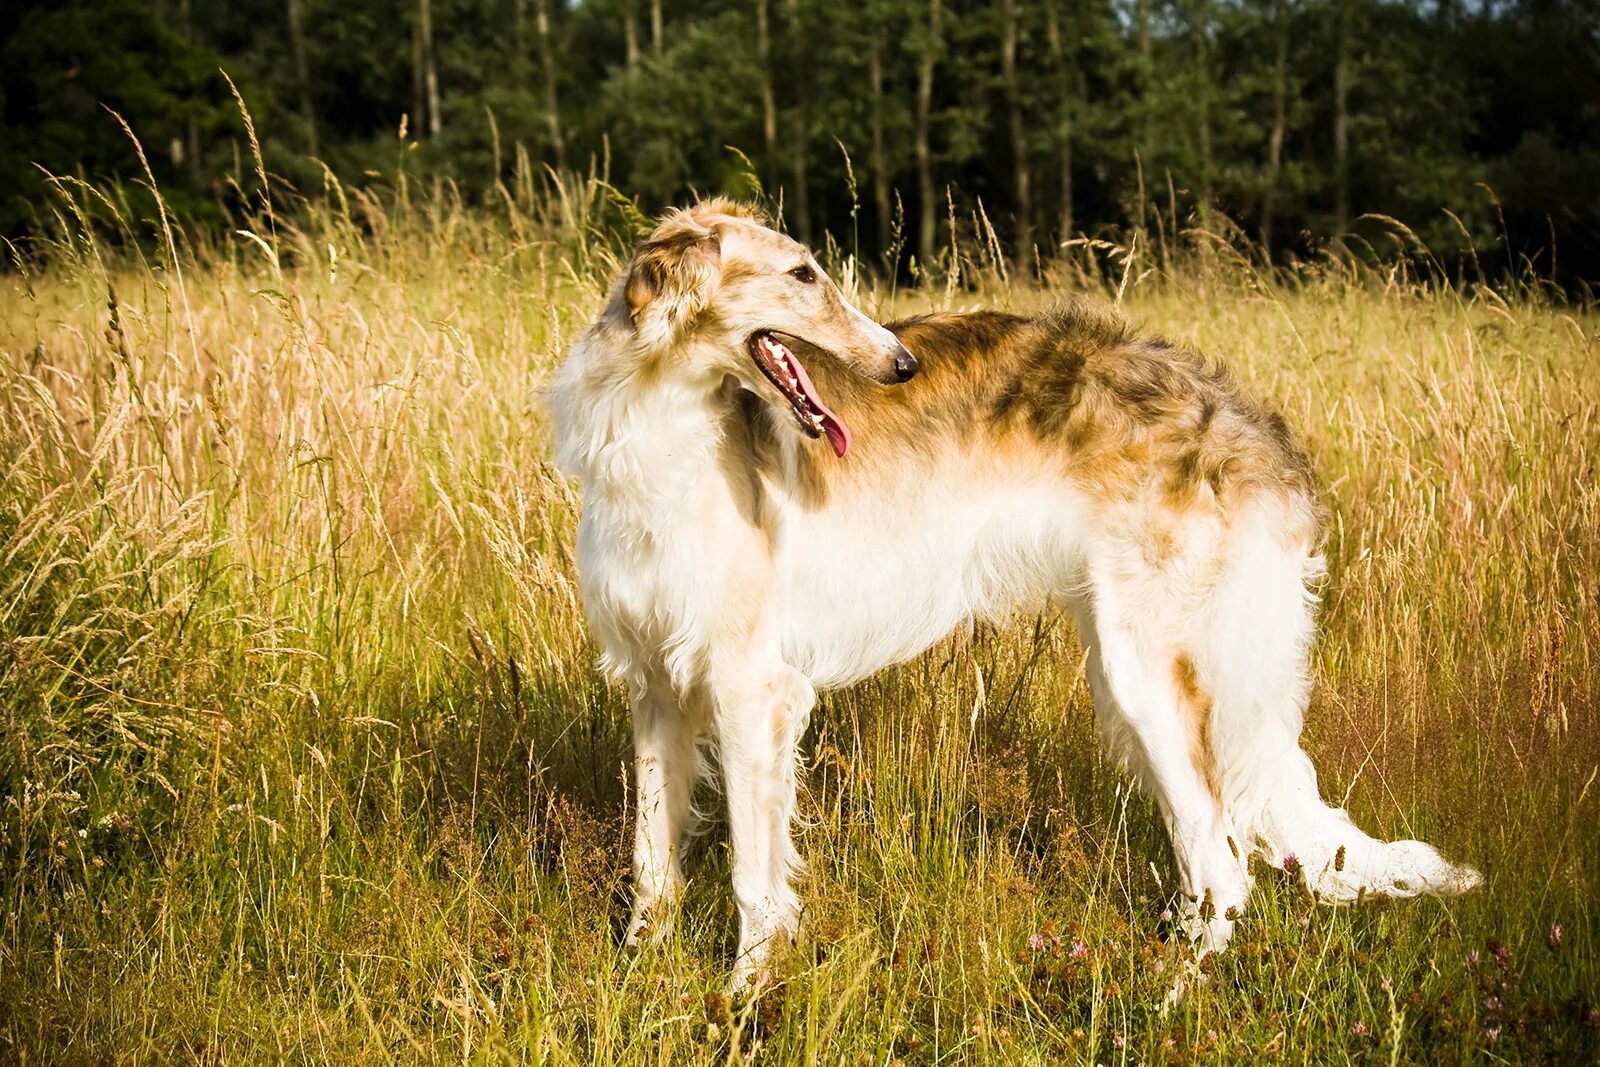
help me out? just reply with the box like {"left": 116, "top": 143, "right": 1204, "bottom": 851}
{"left": 627, "top": 677, "right": 699, "bottom": 948}
{"left": 711, "top": 660, "right": 814, "bottom": 990}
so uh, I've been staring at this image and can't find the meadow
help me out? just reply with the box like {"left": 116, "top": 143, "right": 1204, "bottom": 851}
{"left": 1, "top": 166, "right": 1597, "bottom": 1064}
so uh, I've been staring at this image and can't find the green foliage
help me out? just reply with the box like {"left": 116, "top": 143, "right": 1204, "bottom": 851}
{"left": 3, "top": 0, "right": 1599, "bottom": 282}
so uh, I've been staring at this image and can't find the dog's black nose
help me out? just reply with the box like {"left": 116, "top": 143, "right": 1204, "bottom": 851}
{"left": 892, "top": 347, "right": 920, "bottom": 382}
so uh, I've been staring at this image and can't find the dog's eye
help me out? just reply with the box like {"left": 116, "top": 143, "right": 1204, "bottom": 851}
{"left": 788, "top": 264, "right": 816, "bottom": 284}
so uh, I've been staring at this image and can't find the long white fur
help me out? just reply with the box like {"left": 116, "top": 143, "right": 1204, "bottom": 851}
{"left": 551, "top": 228, "right": 1482, "bottom": 990}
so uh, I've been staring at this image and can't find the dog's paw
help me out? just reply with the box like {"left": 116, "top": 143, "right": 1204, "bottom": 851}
{"left": 624, "top": 896, "right": 678, "bottom": 951}
{"left": 1304, "top": 839, "right": 1483, "bottom": 903}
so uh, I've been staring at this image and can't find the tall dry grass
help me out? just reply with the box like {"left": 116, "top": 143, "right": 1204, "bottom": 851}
{"left": 1, "top": 152, "right": 1597, "bottom": 1063}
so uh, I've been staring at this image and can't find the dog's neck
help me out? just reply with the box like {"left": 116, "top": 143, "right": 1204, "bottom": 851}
{"left": 552, "top": 332, "right": 733, "bottom": 513}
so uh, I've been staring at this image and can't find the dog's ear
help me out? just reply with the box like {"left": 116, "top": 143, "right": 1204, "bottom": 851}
{"left": 624, "top": 210, "right": 723, "bottom": 345}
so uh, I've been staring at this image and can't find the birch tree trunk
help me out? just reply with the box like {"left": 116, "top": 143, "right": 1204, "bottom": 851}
{"left": 419, "top": 0, "right": 441, "bottom": 138}
{"left": 1000, "top": 0, "right": 1032, "bottom": 267}
{"left": 784, "top": 0, "right": 810, "bottom": 241}
{"left": 757, "top": 0, "right": 778, "bottom": 190}
{"left": 1190, "top": 0, "right": 1213, "bottom": 221}
{"left": 869, "top": 41, "right": 891, "bottom": 257}
{"left": 623, "top": 1, "right": 639, "bottom": 68}
{"left": 1333, "top": 0, "right": 1350, "bottom": 234}
{"left": 536, "top": 0, "right": 566, "bottom": 169}
{"left": 1046, "top": 2, "right": 1074, "bottom": 246}
{"left": 915, "top": 0, "right": 942, "bottom": 270}
{"left": 287, "top": 0, "right": 318, "bottom": 156}
{"left": 1261, "top": 0, "right": 1290, "bottom": 251}
{"left": 1136, "top": 0, "right": 1152, "bottom": 159}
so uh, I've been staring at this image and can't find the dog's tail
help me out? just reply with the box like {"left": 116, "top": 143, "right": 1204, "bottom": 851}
{"left": 1195, "top": 499, "right": 1483, "bottom": 902}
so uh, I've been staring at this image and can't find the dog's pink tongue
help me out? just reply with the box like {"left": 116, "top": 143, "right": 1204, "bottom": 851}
{"left": 785, "top": 351, "right": 851, "bottom": 458}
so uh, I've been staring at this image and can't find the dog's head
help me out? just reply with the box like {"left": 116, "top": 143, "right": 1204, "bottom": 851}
{"left": 620, "top": 199, "right": 917, "bottom": 457}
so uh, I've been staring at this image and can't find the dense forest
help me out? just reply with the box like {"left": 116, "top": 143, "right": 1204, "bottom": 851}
{"left": 2, "top": 0, "right": 1598, "bottom": 283}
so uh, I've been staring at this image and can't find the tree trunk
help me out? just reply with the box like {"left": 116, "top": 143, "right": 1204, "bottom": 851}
{"left": 757, "top": 0, "right": 777, "bottom": 190}
{"left": 1260, "top": 0, "right": 1289, "bottom": 252}
{"left": 536, "top": 0, "right": 566, "bottom": 169}
{"left": 650, "top": 0, "right": 663, "bottom": 55}
{"left": 1000, "top": 0, "right": 1032, "bottom": 268}
{"left": 1333, "top": 0, "right": 1350, "bottom": 234}
{"left": 784, "top": 0, "right": 810, "bottom": 241}
{"left": 1136, "top": 0, "right": 1152, "bottom": 158}
{"left": 1046, "top": 2, "right": 1074, "bottom": 245}
{"left": 1190, "top": 0, "right": 1213, "bottom": 221}
{"left": 623, "top": 1, "right": 640, "bottom": 68}
{"left": 411, "top": 25, "right": 424, "bottom": 137}
{"left": 179, "top": 0, "right": 200, "bottom": 170}
{"left": 915, "top": 0, "right": 942, "bottom": 270}
{"left": 869, "top": 42, "right": 891, "bottom": 258}
{"left": 419, "top": 0, "right": 441, "bottom": 137}
{"left": 287, "top": 0, "right": 318, "bottom": 155}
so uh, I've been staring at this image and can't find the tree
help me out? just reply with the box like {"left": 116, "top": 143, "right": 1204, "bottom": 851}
{"left": 1260, "top": 0, "right": 1290, "bottom": 250}
{"left": 2, "top": 0, "right": 1598, "bottom": 285}
{"left": 914, "top": 0, "right": 942, "bottom": 270}
{"left": 536, "top": 0, "right": 566, "bottom": 169}
{"left": 1000, "top": 0, "right": 1032, "bottom": 266}
{"left": 286, "top": 0, "right": 316, "bottom": 155}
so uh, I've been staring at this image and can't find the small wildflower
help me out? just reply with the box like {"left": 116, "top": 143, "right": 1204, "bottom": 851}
{"left": 1298, "top": 913, "right": 1310, "bottom": 928}
{"left": 1070, "top": 939, "right": 1088, "bottom": 960}
{"left": 1159, "top": 908, "right": 1173, "bottom": 923}
{"left": 1351, "top": 1021, "right": 1368, "bottom": 1037}
{"left": 1489, "top": 939, "right": 1513, "bottom": 970}
{"left": 1485, "top": 995, "right": 1502, "bottom": 1011}
{"left": 1282, "top": 852, "right": 1301, "bottom": 876}
{"left": 1484, "top": 1026, "right": 1501, "bottom": 1043}
{"left": 1380, "top": 976, "right": 1392, "bottom": 993}
{"left": 1547, "top": 923, "right": 1563, "bottom": 950}
{"left": 1153, "top": 958, "right": 1165, "bottom": 974}
{"left": 1112, "top": 1033, "right": 1126, "bottom": 1049}
{"left": 1466, "top": 949, "right": 1481, "bottom": 969}
{"left": 1029, "top": 932, "right": 1045, "bottom": 950}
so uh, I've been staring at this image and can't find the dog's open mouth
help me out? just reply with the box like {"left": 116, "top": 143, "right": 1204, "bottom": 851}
{"left": 748, "top": 331, "right": 852, "bottom": 458}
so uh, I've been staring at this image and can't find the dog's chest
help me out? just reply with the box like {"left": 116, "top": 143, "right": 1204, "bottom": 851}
{"left": 575, "top": 447, "right": 768, "bottom": 687}
{"left": 577, "top": 496, "right": 712, "bottom": 660}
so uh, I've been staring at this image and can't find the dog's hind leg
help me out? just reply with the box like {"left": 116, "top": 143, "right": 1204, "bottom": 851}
{"left": 1196, "top": 508, "right": 1483, "bottom": 904}
{"left": 1075, "top": 585, "right": 1251, "bottom": 954}
{"left": 712, "top": 661, "right": 813, "bottom": 989}
{"left": 626, "top": 677, "right": 701, "bottom": 948}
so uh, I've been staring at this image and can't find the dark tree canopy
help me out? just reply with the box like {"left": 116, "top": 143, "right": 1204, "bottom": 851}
{"left": 2, "top": 0, "right": 1598, "bottom": 284}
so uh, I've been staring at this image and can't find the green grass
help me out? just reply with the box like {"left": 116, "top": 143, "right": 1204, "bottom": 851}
{"left": 1, "top": 172, "right": 1598, "bottom": 1064}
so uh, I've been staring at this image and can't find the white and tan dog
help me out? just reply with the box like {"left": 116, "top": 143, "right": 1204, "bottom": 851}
{"left": 550, "top": 199, "right": 1480, "bottom": 988}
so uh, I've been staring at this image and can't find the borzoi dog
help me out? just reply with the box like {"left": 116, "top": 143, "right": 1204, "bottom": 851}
{"left": 550, "top": 198, "right": 1481, "bottom": 988}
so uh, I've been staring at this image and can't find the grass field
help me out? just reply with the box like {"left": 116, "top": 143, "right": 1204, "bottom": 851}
{"left": 2, "top": 172, "right": 1598, "bottom": 1064}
